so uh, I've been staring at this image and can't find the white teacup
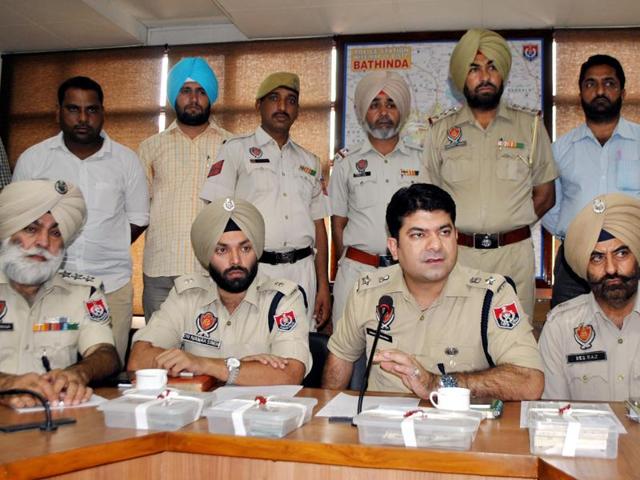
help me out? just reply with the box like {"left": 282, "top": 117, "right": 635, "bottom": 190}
{"left": 135, "top": 369, "right": 168, "bottom": 390}
{"left": 429, "top": 387, "right": 471, "bottom": 411}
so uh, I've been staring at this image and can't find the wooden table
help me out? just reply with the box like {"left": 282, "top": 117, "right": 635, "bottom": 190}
{"left": 0, "top": 389, "right": 637, "bottom": 480}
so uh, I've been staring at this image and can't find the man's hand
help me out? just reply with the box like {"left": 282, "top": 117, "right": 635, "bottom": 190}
{"left": 314, "top": 282, "right": 331, "bottom": 328}
{"left": 0, "top": 373, "right": 58, "bottom": 408}
{"left": 373, "top": 349, "right": 437, "bottom": 399}
{"left": 154, "top": 348, "right": 204, "bottom": 376}
{"left": 242, "top": 354, "right": 289, "bottom": 369}
{"left": 43, "top": 369, "right": 92, "bottom": 406}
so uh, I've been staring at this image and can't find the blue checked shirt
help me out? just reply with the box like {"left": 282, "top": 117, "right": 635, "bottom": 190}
{"left": 0, "top": 140, "right": 11, "bottom": 190}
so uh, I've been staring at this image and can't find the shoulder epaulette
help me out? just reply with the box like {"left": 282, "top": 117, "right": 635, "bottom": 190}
{"left": 508, "top": 103, "right": 541, "bottom": 116}
{"left": 428, "top": 106, "right": 460, "bottom": 125}
{"left": 467, "top": 273, "right": 510, "bottom": 294}
{"left": 403, "top": 139, "right": 424, "bottom": 151}
{"left": 547, "top": 293, "right": 590, "bottom": 318}
{"left": 356, "top": 269, "right": 393, "bottom": 293}
{"left": 222, "top": 132, "right": 254, "bottom": 145}
{"left": 259, "top": 277, "right": 298, "bottom": 296}
{"left": 58, "top": 270, "right": 103, "bottom": 289}
{"left": 173, "top": 274, "right": 211, "bottom": 294}
{"left": 333, "top": 147, "right": 349, "bottom": 162}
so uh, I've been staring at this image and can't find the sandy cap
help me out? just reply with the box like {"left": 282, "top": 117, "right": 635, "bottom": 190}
{"left": 256, "top": 72, "right": 300, "bottom": 100}
{"left": 449, "top": 28, "right": 512, "bottom": 93}
{"left": 191, "top": 198, "right": 265, "bottom": 269}
{"left": 354, "top": 71, "right": 411, "bottom": 130}
{"left": 565, "top": 193, "right": 640, "bottom": 280}
{"left": 0, "top": 180, "right": 86, "bottom": 245}
{"left": 167, "top": 57, "right": 219, "bottom": 109}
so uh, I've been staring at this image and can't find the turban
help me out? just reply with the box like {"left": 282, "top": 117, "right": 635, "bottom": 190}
{"left": 0, "top": 180, "right": 86, "bottom": 246}
{"left": 256, "top": 72, "right": 300, "bottom": 100}
{"left": 449, "top": 29, "right": 512, "bottom": 93}
{"left": 564, "top": 193, "right": 640, "bottom": 280}
{"left": 354, "top": 71, "right": 411, "bottom": 130}
{"left": 191, "top": 198, "right": 265, "bottom": 269}
{"left": 167, "top": 57, "right": 219, "bottom": 110}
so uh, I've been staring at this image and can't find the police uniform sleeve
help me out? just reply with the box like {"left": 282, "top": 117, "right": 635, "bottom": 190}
{"left": 267, "top": 285, "right": 312, "bottom": 375}
{"left": 327, "top": 283, "right": 367, "bottom": 362}
{"left": 486, "top": 280, "right": 544, "bottom": 372}
{"left": 538, "top": 312, "right": 571, "bottom": 400}
{"left": 420, "top": 125, "right": 444, "bottom": 187}
{"left": 132, "top": 286, "right": 189, "bottom": 349}
{"left": 77, "top": 287, "right": 116, "bottom": 356}
{"left": 530, "top": 116, "right": 558, "bottom": 186}
{"left": 199, "top": 139, "right": 239, "bottom": 202}
{"left": 309, "top": 154, "right": 331, "bottom": 220}
{"left": 328, "top": 153, "right": 349, "bottom": 217}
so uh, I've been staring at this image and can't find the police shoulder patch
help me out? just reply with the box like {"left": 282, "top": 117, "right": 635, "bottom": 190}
{"left": 493, "top": 302, "right": 521, "bottom": 329}
{"left": 174, "top": 274, "right": 211, "bottom": 294}
{"left": 259, "top": 277, "right": 298, "bottom": 296}
{"left": 85, "top": 298, "right": 109, "bottom": 322}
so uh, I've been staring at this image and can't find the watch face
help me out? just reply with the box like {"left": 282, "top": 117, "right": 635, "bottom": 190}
{"left": 227, "top": 357, "right": 241, "bottom": 369}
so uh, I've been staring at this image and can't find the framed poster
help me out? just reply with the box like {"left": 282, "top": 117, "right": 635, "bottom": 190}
{"left": 337, "top": 33, "right": 551, "bottom": 283}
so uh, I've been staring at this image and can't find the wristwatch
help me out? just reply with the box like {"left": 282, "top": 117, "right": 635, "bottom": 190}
{"left": 225, "top": 357, "right": 241, "bottom": 385}
{"left": 439, "top": 373, "right": 459, "bottom": 388}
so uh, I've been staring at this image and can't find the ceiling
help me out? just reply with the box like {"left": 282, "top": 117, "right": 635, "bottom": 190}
{"left": 0, "top": 0, "right": 639, "bottom": 54}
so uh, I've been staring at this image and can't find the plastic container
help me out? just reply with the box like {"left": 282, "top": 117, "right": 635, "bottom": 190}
{"left": 99, "top": 394, "right": 203, "bottom": 431}
{"left": 204, "top": 396, "right": 318, "bottom": 438}
{"left": 528, "top": 409, "right": 619, "bottom": 458}
{"left": 353, "top": 407, "right": 483, "bottom": 450}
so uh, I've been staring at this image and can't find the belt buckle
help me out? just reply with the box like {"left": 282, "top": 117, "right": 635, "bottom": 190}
{"left": 473, "top": 233, "right": 498, "bottom": 249}
{"left": 279, "top": 251, "right": 296, "bottom": 264}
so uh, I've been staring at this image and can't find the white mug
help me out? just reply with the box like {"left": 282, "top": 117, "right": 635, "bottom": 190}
{"left": 135, "top": 369, "right": 168, "bottom": 390}
{"left": 429, "top": 387, "right": 471, "bottom": 411}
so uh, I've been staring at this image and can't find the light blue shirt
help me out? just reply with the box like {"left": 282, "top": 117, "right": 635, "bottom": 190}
{"left": 542, "top": 117, "right": 640, "bottom": 238}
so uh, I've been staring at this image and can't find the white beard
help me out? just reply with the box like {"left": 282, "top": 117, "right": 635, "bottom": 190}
{"left": 0, "top": 238, "right": 64, "bottom": 286}
{"left": 364, "top": 121, "right": 400, "bottom": 140}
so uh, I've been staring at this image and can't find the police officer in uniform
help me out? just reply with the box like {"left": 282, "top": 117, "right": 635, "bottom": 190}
{"left": 330, "top": 71, "right": 424, "bottom": 328}
{"left": 540, "top": 193, "right": 640, "bottom": 401}
{"left": 422, "top": 29, "right": 558, "bottom": 317}
{"left": 128, "top": 197, "right": 311, "bottom": 386}
{"left": 322, "top": 183, "right": 543, "bottom": 400}
{"left": 200, "top": 72, "right": 331, "bottom": 330}
{"left": 0, "top": 180, "right": 120, "bottom": 408}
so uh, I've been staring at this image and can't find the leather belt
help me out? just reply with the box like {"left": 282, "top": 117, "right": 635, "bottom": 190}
{"left": 345, "top": 246, "right": 397, "bottom": 268}
{"left": 457, "top": 226, "right": 531, "bottom": 249}
{"left": 259, "top": 246, "right": 313, "bottom": 265}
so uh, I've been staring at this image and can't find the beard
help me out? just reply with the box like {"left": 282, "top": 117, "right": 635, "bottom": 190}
{"left": 588, "top": 264, "right": 640, "bottom": 308}
{"left": 208, "top": 261, "right": 258, "bottom": 294}
{"left": 0, "top": 238, "right": 64, "bottom": 286}
{"left": 581, "top": 95, "right": 623, "bottom": 123}
{"left": 464, "top": 83, "right": 504, "bottom": 111}
{"left": 364, "top": 117, "right": 400, "bottom": 140}
{"left": 176, "top": 102, "right": 211, "bottom": 126}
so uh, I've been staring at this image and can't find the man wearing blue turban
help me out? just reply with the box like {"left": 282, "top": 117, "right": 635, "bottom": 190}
{"left": 139, "top": 57, "right": 231, "bottom": 321}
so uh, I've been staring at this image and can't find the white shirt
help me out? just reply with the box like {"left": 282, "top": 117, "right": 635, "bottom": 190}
{"left": 13, "top": 131, "right": 149, "bottom": 293}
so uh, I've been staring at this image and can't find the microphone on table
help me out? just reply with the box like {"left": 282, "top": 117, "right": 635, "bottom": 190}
{"left": 356, "top": 295, "right": 394, "bottom": 416}
{"left": 0, "top": 389, "right": 77, "bottom": 433}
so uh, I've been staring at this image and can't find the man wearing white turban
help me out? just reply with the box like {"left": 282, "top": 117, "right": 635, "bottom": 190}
{"left": 422, "top": 29, "right": 558, "bottom": 317}
{"left": 128, "top": 197, "right": 311, "bottom": 386}
{"left": 0, "top": 180, "right": 120, "bottom": 408}
{"left": 139, "top": 57, "right": 231, "bottom": 323}
{"left": 540, "top": 193, "right": 640, "bottom": 401}
{"left": 328, "top": 71, "right": 424, "bottom": 387}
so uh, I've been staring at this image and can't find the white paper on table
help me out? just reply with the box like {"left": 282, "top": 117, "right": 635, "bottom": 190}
{"left": 15, "top": 394, "right": 107, "bottom": 413}
{"left": 210, "top": 385, "right": 303, "bottom": 402}
{"left": 316, "top": 392, "right": 420, "bottom": 417}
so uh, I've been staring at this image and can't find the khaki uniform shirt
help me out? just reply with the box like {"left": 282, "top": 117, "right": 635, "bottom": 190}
{"left": 329, "top": 137, "right": 425, "bottom": 255}
{"left": 540, "top": 291, "right": 640, "bottom": 401}
{"left": 199, "top": 127, "right": 330, "bottom": 251}
{"left": 422, "top": 103, "right": 557, "bottom": 233}
{"left": 139, "top": 120, "right": 231, "bottom": 277}
{"left": 0, "top": 271, "right": 115, "bottom": 375}
{"left": 133, "top": 271, "right": 312, "bottom": 374}
{"left": 328, "top": 263, "right": 542, "bottom": 393}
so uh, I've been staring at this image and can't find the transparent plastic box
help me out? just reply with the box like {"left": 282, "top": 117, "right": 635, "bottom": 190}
{"left": 204, "top": 396, "right": 317, "bottom": 438}
{"left": 528, "top": 409, "right": 619, "bottom": 458}
{"left": 353, "top": 407, "right": 483, "bottom": 450}
{"left": 99, "top": 394, "right": 202, "bottom": 431}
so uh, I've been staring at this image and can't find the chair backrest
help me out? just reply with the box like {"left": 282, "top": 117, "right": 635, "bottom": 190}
{"left": 303, "top": 332, "right": 329, "bottom": 388}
